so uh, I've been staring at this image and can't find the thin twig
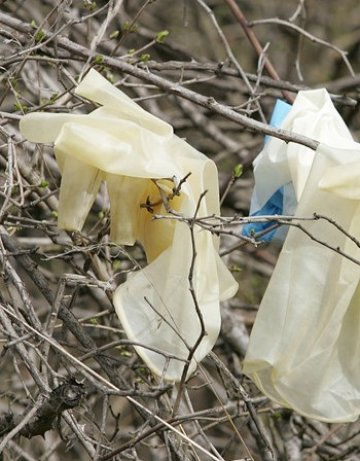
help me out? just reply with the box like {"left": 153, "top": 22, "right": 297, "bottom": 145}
{"left": 249, "top": 17, "right": 355, "bottom": 77}
{"left": 0, "top": 12, "right": 319, "bottom": 149}
{"left": 173, "top": 191, "right": 208, "bottom": 415}
{"left": 224, "top": 0, "right": 295, "bottom": 103}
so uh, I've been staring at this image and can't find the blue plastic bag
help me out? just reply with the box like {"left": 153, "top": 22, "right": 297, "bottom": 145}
{"left": 242, "top": 99, "right": 292, "bottom": 242}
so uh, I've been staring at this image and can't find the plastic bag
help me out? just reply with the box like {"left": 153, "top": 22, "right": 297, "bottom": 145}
{"left": 20, "top": 69, "right": 238, "bottom": 381}
{"left": 243, "top": 89, "right": 360, "bottom": 422}
{"left": 242, "top": 99, "right": 292, "bottom": 242}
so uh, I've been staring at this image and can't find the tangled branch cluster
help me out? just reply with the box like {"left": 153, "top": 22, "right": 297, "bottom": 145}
{"left": 0, "top": 1, "right": 359, "bottom": 460}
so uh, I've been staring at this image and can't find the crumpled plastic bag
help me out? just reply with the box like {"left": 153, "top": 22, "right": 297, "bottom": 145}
{"left": 243, "top": 89, "right": 360, "bottom": 422}
{"left": 20, "top": 69, "right": 238, "bottom": 381}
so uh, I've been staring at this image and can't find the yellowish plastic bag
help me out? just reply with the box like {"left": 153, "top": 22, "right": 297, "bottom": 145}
{"left": 243, "top": 89, "right": 360, "bottom": 422}
{"left": 20, "top": 69, "right": 238, "bottom": 381}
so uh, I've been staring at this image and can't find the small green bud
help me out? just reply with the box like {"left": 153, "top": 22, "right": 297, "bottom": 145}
{"left": 123, "top": 21, "right": 138, "bottom": 33}
{"left": 233, "top": 163, "right": 243, "bottom": 178}
{"left": 83, "top": 0, "right": 97, "bottom": 10}
{"left": 14, "top": 102, "right": 28, "bottom": 113}
{"left": 116, "top": 346, "right": 131, "bottom": 357}
{"left": 140, "top": 53, "right": 151, "bottom": 63}
{"left": 39, "top": 179, "right": 49, "bottom": 188}
{"left": 94, "top": 54, "right": 104, "bottom": 65}
{"left": 110, "top": 30, "right": 120, "bottom": 39}
{"left": 34, "top": 29, "right": 45, "bottom": 43}
{"left": 229, "top": 265, "right": 242, "bottom": 273}
{"left": 49, "top": 92, "right": 59, "bottom": 104}
{"left": 105, "top": 72, "right": 115, "bottom": 83}
{"left": 112, "top": 260, "right": 122, "bottom": 271}
{"left": 155, "top": 30, "right": 169, "bottom": 43}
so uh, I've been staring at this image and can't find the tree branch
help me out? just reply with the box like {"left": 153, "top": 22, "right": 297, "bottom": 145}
{"left": 0, "top": 12, "right": 319, "bottom": 150}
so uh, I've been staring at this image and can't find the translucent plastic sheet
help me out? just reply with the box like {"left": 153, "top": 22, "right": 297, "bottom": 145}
{"left": 20, "top": 69, "right": 238, "bottom": 381}
{"left": 243, "top": 89, "right": 360, "bottom": 422}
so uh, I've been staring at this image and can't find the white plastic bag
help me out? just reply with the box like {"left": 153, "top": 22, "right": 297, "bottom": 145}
{"left": 243, "top": 89, "right": 360, "bottom": 422}
{"left": 20, "top": 69, "right": 238, "bottom": 381}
